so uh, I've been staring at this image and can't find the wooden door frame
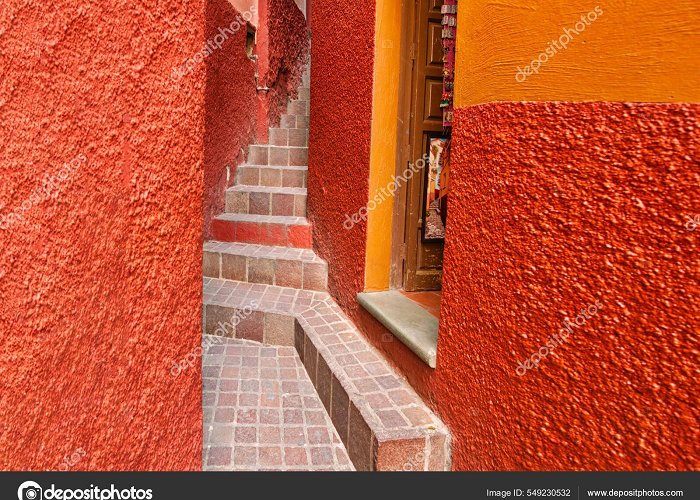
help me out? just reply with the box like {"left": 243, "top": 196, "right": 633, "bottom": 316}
{"left": 390, "top": 0, "right": 417, "bottom": 289}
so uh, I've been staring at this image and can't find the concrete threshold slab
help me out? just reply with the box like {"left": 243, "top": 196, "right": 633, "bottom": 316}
{"left": 357, "top": 291, "right": 438, "bottom": 369}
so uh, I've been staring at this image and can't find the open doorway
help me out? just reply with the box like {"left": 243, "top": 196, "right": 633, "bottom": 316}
{"left": 395, "top": 0, "right": 455, "bottom": 300}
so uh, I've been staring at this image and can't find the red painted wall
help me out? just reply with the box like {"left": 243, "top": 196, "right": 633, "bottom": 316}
{"left": 307, "top": 0, "right": 376, "bottom": 309}
{"left": 438, "top": 102, "right": 699, "bottom": 470}
{"left": 263, "top": 0, "right": 310, "bottom": 126}
{"left": 0, "top": 0, "right": 204, "bottom": 469}
{"left": 203, "top": 0, "right": 258, "bottom": 239}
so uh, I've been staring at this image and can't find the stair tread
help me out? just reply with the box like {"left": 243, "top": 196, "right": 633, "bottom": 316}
{"left": 227, "top": 185, "right": 307, "bottom": 195}
{"left": 215, "top": 213, "right": 309, "bottom": 225}
{"left": 203, "top": 278, "right": 451, "bottom": 443}
{"left": 204, "top": 241, "right": 323, "bottom": 263}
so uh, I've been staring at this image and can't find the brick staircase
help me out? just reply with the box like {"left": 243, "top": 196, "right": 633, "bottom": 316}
{"left": 203, "top": 67, "right": 451, "bottom": 471}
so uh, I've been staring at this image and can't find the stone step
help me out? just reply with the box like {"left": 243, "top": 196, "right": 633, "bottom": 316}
{"left": 236, "top": 165, "right": 307, "bottom": 188}
{"left": 212, "top": 213, "right": 312, "bottom": 249}
{"left": 268, "top": 127, "right": 308, "bottom": 147}
{"left": 287, "top": 99, "right": 309, "bottom": 117}
{"left": 226, "top": 185, "right": 307, "bottom": 217}
{"left": 202, "top": 278, "right": 451, "bottom": 471}
{"left": 203, "top": 241, "right": 327, "bottom": 291}
{"left": 248, "top": 145, "right": 308, "bottom": 167}
{"left": 280, "top": 114, "right": 310, "bottom": 131}
{"left": 203, "top": 337, "right": 353, "bottom": 471}
{"left": 297, "top": 86, "right": 310, "bottom": 101}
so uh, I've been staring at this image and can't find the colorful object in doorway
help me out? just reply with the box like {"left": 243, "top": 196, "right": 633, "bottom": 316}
{"left": 424, "top": 138, "right": 448, "bottom": 241}
{"left": 440, "top": 0, "right": 457, "bottom": 129}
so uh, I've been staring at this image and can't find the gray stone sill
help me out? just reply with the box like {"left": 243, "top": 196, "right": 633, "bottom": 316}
{"left": 357, "top": 291, "right": 438, "bottom": 369}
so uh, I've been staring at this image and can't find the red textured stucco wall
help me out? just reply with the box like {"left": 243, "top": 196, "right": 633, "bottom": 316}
{"left": 307, "top": 0, "right": 375, "bottom": 309}
{"left": 0, "top": 0, "right": 204, "bottom": 470}
{"left": 203, "top": 0, "right": 258, "bottom": 239}
{"left": 437, "top": 102, "right": 699, "bottom": 470}
{"left": 263, "top": 0, "right": 310, "bottom": 126}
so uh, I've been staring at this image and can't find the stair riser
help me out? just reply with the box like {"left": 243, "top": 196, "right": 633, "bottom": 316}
{"left": 280, "top": 114, "right": 310, "bottom": 130}
{"left": 248, "top": 146, "right": 308, "bottom": 167}
{"left": 269, "top": 128, "right": 309, "bottom": 147}
{"left": 212, "top": 219, "right": 312, "bottom": 249}
{"left": 236, "top": 167, "right": 307, "bottom": 188}
{"left": 203, "top": 251, "right": 327, "bottom": 291}
{"left": 204, "top": 304, "right": 295, "bottom": 346}
{"left": 294, "top": 319, "right": 451, "bottom": 471}
{"left": 226, "top": 191, "right": 307, "bottom": 217}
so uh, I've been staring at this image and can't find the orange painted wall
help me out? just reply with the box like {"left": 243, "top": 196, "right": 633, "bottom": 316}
{"left": 0, "top": 0, "right": 204, "bottom": 469}
{"left": 456, "top": 0, "right": 700, "bottom": 106}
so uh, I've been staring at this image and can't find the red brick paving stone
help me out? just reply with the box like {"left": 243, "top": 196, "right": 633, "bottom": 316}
{"left": 238, "top": 166, "right": 259, "bottom": 185}
{"left": 235, "top": 221, "right": 259, "bottom": 244}
{"left": 248, "top": 258, "right": 274, "bottom": 285}
{"left": 203, "top": 252, "right": 220, "bottom": 278}
{"left": 249, "top": 191, "right": 271, "bottom": 215}
{"left": 259, "top": 447, "right": 283, "bottom": 467}
{"left": 376, "top": 409, "right": 409, "bottom": 429}
{"left": 428, "top": 432, "right": 450, "bottom": 471}
{"left": 316, "top": 356, "right": 332, "bottom": 413}
{"left": 207, "top": 447, "right": 232, "bottom": 467}
{"left": 260, "top": 167, "right": 282, "bottom": 187}
{"left": 204, "top": 337, "right": 352, "bottom": 471}
{"left": 205, "top": 305, "right": 235, "bottom": 336}
{"left": 348, "top": 403, "right": 375, "bottom": 471}
{"left": 289, "top": 147, "right": 308, "bottom": 166}
{"left": 284, "top": 447, "right": 308, "bottom": 467}
{"left": 280, "top": 114, "right": 296, "bottom": 129}
{"left": 233, "top": 446, "right": 257, "bottom": 468}
{"left": 269, "top": 147, "right": 289, "bottom": 166}
{"left": 302, "top": 335, "right": 318, "bottom": 384}
{"left": 226, "top": 190, "right": 248, "bottom": 214}
{"left": 248, "top": 145, "right": 268, "bottom": 165}
{"left": 260, "top": 221, "right": 287, "bottom": 246}
{"left": 221, "top": 253, "right": 247, "bottom": 282}
{"left": 403, "top": 407, "right": 433, "bottom": 427}
{"left": 264, "top": 312, "right": 295, "bottom": 346}
{"left": 282, "top": 169, "right": 305, "bottom": 188}
{"left": 269, "top": 128, "right": 288, "bottom": 146}
{"left": 302, "top": 261, "right": 327, "bottom": 291}
{"left": 235, "top": 426, "right": 257, "bottom": 444}
{"left": 310, "top": 447, "right": 334, "bottom": 466}
{"left": 275, "top": 259, "right": 303, "bottom": 289}
{"left": 271, "top": 193, "right": 295, "bottom": 216}
{"left": 212, "top": 218, "right": 235, "bottom": 241}
{"left": 288, "top": 129, "right": 308, "bottom": 147}
{"left": 287, "top": 223, "right": 312, "bottom": 248}
{"left": 330, "top": 376, "right": 350, "bottom": 446}
{"left": 375, "top": 437, "right": 426, "bottom": 471}
{"left": 236, "top": 311, "right": 264, "bottom": 342}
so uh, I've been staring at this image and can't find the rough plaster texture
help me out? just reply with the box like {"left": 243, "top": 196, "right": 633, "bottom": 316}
{"left": 307, "top": 0, "right": 375, "bottom": 312}
{"left": 263, "top": 0, "right": 310, "bottom": 126}
{"left": 439, "top": 102, "right": 699, "bottom": 470}
{"left": 0, "top": 0, "right": 204, "bottom": 470}
{"left": 203, "top": 0, "right": 258, "bottom": 239}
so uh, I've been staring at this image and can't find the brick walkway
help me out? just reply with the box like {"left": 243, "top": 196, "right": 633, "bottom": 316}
{"left": 203, "top": 338, "right": 354, "bottom": 471}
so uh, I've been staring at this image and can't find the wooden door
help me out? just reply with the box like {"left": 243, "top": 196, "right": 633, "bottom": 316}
{"left": 403, "top": 0, "right": 444, "bottom": 291}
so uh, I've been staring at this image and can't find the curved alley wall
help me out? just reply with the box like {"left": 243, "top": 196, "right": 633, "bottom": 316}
{"left": 307, "top": 0, "right": 376, "bottom": 309}
{"left": 440, "top": 0, "right": 700, "bottom": 469}
{"left": 0, "top": 0, "right": 205, "bottom": 469}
